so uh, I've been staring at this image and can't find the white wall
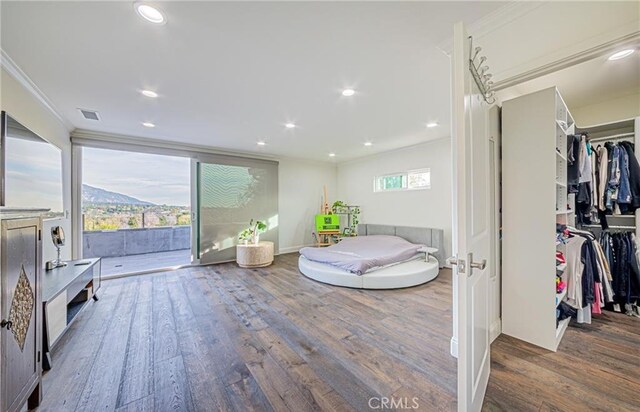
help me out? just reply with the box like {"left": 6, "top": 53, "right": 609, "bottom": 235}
{"left": 571, "top": 92, "right": 640, "bottom": 127}
{"left": 336, "top": 138, "right": 452, "bottom": 259}
{"left": 278, "top": 158, "right": 337, "bottom": 253}
{"left": 1, "top": 67, "right": 72, "bottom": 265}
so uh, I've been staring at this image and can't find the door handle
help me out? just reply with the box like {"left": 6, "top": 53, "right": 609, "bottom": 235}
{"left": 467, "top": 252, "right": 486, "bottom": 277}
{"left": 1, "top": 320, "right": 12, "bottom": 330}
{"left": 446, "top": 255, "right": 466, "bottom": 274}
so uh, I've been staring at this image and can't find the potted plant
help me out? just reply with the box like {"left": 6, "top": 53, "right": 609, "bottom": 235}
{"left": 331, "top": 200, "right": 347, "bottom": 214}
{"left": 238, "top": 219, "right": 267, "bottom": 245}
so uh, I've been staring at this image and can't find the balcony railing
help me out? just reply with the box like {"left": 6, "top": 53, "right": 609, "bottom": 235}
{"left": 83, "top": 226, "right": 191, "bottom": 258}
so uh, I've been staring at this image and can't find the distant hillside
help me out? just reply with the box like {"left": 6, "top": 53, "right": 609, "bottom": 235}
{"left": 82, "top": 184, "right": 155, "bottom": 206}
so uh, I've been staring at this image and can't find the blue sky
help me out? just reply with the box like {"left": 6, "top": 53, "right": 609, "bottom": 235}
{"left": 83, "top": 147, "right": 191, "bottom": 206}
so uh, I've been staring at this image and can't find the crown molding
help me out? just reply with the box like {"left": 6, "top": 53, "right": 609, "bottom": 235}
{"left": 437, "top": 1, "right": 543, "bottom": 56}
{"left": 1, "top": 49, "right": 73, "bottom": 131}
{"left": 493, "top": 30, "right": 640, "bottom": 91}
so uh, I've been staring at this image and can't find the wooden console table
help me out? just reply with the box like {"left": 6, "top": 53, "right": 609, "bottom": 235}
{"left": 42, "top": 258, "right": 101, "bottom": 370}
{"left": 236, "top": 241, "right": 274, "bottom": 268}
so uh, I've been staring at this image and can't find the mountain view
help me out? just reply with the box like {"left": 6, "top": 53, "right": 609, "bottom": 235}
{"left": 82, "top": 184, "right": 155, "bottom": 205}
{"left": 82, "top": 184, "right": 190, "bottom": 231}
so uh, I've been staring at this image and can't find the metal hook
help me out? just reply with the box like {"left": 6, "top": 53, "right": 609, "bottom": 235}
{"left": 472, "top": 46, "right": 482, "bottom": 61}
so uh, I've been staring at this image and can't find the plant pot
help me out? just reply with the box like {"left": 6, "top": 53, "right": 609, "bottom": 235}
{"left": 253, "top": 235, "right": 260, "bottom": 245}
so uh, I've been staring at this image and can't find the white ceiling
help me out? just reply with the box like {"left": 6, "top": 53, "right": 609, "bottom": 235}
{"left": 1, "top": 1, "right": 503, "bottom": 162}
{"left": 498, "top": 50, "right": 640, "bottom": 120}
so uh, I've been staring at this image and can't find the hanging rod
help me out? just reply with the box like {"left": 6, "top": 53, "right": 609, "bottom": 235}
{"left": 588, "top": 132, "right": 635, "bottom": 143}
{"left": 581, "top": 224, "right": 636, "bottom": 230}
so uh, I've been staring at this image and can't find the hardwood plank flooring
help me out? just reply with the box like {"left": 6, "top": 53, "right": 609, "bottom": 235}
{"left": 39, "top": 253, "right": 639, "bottom": 412}
{"left": 484, "top": 311, "right": 640, "bottom": 412}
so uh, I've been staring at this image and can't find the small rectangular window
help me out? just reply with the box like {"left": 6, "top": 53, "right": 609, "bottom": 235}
{"left": 374, "top": 169, "right": 430, "bottom": 192}
{"left": 407, "top": 168, "right": 431, "bottom": 190}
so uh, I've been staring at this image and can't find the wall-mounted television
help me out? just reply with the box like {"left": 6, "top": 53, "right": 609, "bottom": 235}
{"left": 1, "top": 111, "right": 64, "bottom": 218}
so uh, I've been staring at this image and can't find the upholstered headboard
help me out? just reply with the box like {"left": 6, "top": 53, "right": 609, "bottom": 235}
{"left": 357, "top": 224, "right": 445, "bottom": 267}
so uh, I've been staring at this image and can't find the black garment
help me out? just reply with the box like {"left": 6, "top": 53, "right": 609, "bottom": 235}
{"left": 567, "top": 135, "right": 581, "bottom": 193}
{"left": 557, "top": 301, "right": 577, "bottom": 322}
{"left": 620, "top": 141, "right": 640, "bottom": 210}
{"left": 605, "top": 142, "right": 615, "bottom": 213}
{"left": 576, "top": 182, "right": 592, "bottom": 225}
{"left": 580, "top": 239, "right": 596, "bottom": 307}
{"left": 602, "top": 231, "right": 640, "bottom": 305}
{"left": 624, "top": 234, "right": 640, "bottom": 301}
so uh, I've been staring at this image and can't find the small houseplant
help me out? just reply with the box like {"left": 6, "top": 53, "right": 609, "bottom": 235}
{"left": 331, "top": 200, "right": 348, "bottom": 214}
{"left": 238, "top": 219, "right": 267, "bottom": 245}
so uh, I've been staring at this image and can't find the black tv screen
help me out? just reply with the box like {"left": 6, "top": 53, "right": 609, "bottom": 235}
{"left": 1, "top": 112, "right": 64, "bottom": 217}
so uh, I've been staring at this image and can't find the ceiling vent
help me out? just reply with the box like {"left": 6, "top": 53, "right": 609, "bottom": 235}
{"left": 78, "top": 109, "right": 100, "bottom": 121}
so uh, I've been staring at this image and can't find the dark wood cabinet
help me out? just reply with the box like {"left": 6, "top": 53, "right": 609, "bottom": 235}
{"left": 1, "top": 214, "right": 43, "bottom": 412}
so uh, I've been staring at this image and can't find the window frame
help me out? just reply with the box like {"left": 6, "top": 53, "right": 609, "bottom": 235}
{"left": 406, "top": 168, "right": 431, "bottom": 191}
{"left": 373, "top": 168, "right": 431, "bottom": 193}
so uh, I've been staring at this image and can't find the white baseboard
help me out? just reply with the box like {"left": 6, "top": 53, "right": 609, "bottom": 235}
{"left": 277, "top": 244, "right": 312, "bottom": 255}
{"left": 490, "top": 318, "right": 502, "bottom": 343}
{"left": 450, "top": 337, "right": 458, "bottom": 358}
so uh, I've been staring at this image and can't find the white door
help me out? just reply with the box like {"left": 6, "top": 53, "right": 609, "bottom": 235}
{"left": 450, "top": 22, "right": 492, "bottom": 412}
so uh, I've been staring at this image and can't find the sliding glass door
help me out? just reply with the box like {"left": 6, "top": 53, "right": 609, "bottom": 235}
{"left": 192, "top": 156, "right": 278, "bottom": 265}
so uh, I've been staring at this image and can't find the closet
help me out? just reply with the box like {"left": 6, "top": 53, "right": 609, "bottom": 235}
{"left": 573, "top": 118, "right": 640, "bottom": 317}
{"left": 574, "top": 119, "right": 639, "bottom": 234}
{"left": 502, "top": 86, "right": 640, "bottom": 351}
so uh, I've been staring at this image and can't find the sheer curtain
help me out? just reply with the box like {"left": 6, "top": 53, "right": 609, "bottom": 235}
{"left": 196, "top": 156, "right": 278, "bottom": 264}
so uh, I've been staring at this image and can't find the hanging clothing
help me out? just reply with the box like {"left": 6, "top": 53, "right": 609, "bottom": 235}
{"left": 599, "top": 231, "right": 640, "bottom": 309}
{"left": 565, "top": 236, "right": 586, "bottom": 310}
{"left": 579, "top": 136, "right": 592, "bottom": 184}
{"left": 567, "top": 134, "right": 581, "bottom": 193}
{"left": 620, "top": 141, "right": 640, "bottom": 209}
{"left": 597, "top": 146, "right": 608, "bottom": 211}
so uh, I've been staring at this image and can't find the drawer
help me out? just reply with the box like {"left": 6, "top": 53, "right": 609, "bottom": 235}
{"left": 47, "top": 291, "right": 67, "bottom": 345}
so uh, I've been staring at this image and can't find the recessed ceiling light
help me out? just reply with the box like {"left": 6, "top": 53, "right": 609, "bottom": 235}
{"left": 364, "top": 142, "right": 373, "bottom": 147}
{"left": 142, "top": 122, "right": 155, "bottom": 128}
{"left": 342, "top": 89, "right": 355, "bottom": 97}
{"left": 135, "top": 2, "right": 166, "bottom": 24}
{"left": 608, "top": 49, "right": 635, "bottom": 60}
{"left": 141, "top": 90, "right": 158, "bottom": 98}
{"left": 257, "top": 141, "right": 266, "bottom": 146}
{"left": 285, "top": 123, "right": 296, "bottom": 129}
{"left": 426, "top": 122, "right": 439, "bottom": 128}
{"left": 329, "top": 153, "right": 336, "bottom": 157}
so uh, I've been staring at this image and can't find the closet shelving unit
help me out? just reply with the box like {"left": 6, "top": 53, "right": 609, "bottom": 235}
{"left": 502, "top": 87, "right": 574, "bottom": 351}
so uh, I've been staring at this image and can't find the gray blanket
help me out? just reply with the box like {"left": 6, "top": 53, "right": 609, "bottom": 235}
{"left": 300, "top": 235, "right": 424, "bottom": 275}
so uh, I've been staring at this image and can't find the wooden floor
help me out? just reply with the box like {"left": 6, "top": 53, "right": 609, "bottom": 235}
{"left": 41, "top": 253, "right": 456, "bottom": 411}
{"left": 39, "top": 253, "right": 639, "bottom": 412}
{"left": 484, "top": 308, "right": 640, "bottom": 411}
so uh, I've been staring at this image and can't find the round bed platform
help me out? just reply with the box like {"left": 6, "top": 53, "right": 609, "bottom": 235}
{"left": 298, "top": 255, "right": 439, "bottom": 289}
